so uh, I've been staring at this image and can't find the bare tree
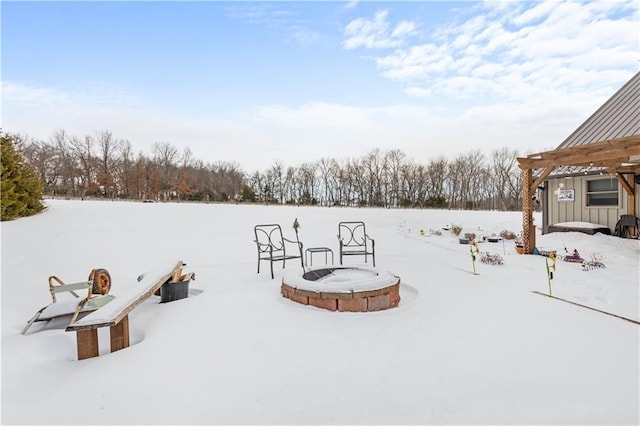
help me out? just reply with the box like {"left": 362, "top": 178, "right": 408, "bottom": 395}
{"left": 152, "top": 142, "right": 179, "bottom": 200}
{"left": 68, "top": 134, "right": 97, "bottom": 197}
{"left": 49, "top": 130, "right": 80, "bottom": 196}
{"left": 384, "top": 149, "right": 405, "bottom": 208}
{"left": 318, "top": 157, "right": 338, "bottom": 206}
{"left": 490, "top": 147, "right": 520, "bottom": 210}
{"left": 95, "top": 130, "right": 121, "bottom": 198}
{"left": 425, "top": 156, "right": 448, "bottom": 206}
{"left": 22, "top": 138, "right": 59, "bottom": 195}
{"left": 116, "top": 139, "right": 135, "bottom": 198}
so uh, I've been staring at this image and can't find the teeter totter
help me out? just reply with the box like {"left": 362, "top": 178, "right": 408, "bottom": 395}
{"left": 23, "top": 261, "right": 193, "bottom": 360}
{"left": 21, "top": 268, "right": 115, "bottom": 336}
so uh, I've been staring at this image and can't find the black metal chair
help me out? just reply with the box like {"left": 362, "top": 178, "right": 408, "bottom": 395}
{"left": 337, "top": 221, "right": 375, "bottom": 267}
{"left": 614, "top": 214, "right": 640, "bottom": 238}
{"left": 254, "top": 224, "right": 303, "bottom": 279}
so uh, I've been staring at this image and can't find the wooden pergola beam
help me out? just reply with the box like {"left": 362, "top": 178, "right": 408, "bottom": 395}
{"left": 517, "top": 136, "right": 640, "bottom": 170}
{"left": 517, "top": 135, "right": 640, "bottom": 255}
{"left": 529, "top": 167, "right": 554, "bottom": 193}
{"left": 617, "top": 172, "right": 634, "bottom": 196}
{"left": 523, "top": 135, "right": 640, "bottom": 160}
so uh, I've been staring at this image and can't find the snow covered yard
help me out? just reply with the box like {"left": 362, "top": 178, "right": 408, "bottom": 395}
{"left": 2, "top": 199, "right": 638, "bottom": 424}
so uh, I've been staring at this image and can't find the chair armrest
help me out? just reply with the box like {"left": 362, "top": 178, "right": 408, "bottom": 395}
{"left": 283, "top": 237, "right": 301, "bottom": 246}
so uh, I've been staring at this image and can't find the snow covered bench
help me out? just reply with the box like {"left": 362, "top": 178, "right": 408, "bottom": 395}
{"left": 547, "top": 221, "right": 611, "bottom": 236}
{"left": 65, "top": 261, "right": 185, "bottom": 360}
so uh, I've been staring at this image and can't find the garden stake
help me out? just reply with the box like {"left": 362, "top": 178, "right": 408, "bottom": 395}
{"left": 293, "top": 218, "right": 306, "bottom": 272}
{"left": 545, "top": 251, "right": 556, "bottom": 296}
{"left": 470, "top": 239, "right": 480, "bottom": 275}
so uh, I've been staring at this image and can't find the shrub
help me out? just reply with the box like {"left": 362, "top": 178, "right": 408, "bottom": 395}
{"left": 1, "top": 133, "right": 44, "bottom": 221}
{"left": 500, "top": 230, "right": 517, "bottom": 240}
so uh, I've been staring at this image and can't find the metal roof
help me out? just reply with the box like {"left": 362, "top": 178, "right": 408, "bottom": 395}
{"left": 557, "top": 71, "right": 640, "bottom": 150}
{"left": 521, "top": 71, "right": 640, "bottom": 176}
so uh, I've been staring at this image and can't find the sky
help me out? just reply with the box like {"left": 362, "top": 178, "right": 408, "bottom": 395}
{"left": 2, "top": 200, "right": 638, "bottom": 423}
{"left": 2, "top": 0, "right": 639, "bottom": 171}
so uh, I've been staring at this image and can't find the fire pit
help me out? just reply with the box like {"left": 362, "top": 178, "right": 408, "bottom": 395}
{"left": 281, "top": 266, "right": 400, "bottom": 312}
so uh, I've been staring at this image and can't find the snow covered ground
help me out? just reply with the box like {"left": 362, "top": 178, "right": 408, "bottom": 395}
{"left": 2, "top": 199, "right": 638, "bottom": 424}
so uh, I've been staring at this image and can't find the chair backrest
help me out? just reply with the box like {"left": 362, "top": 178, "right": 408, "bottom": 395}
{"left": 338, "top": 221, "right": 368, "bottom": 248}
{"left": 619, "top": 214, "right": 639, "bottom": 226}
{"left": 614, "top": 214, "right": 640, "bottom": 238}
{"left": 254, "top": 224, "right": 286, "bottom": 254}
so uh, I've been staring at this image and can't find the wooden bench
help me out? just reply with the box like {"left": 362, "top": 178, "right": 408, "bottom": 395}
{"left": 65, "top": 261, "right": 186, "bottom": 360}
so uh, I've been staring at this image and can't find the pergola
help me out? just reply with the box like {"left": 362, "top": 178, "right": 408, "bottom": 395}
{"left": 516, "top": 134, "right": 640, "bottom": 253}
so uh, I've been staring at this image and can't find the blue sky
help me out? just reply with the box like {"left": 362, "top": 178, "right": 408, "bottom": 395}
{"left": 2, "top": 1, "right": 638, "bottom": 171}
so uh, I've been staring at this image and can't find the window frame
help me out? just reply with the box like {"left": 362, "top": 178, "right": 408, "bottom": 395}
{"left": 585, "top": 177, "right": 620, "bottom": 207}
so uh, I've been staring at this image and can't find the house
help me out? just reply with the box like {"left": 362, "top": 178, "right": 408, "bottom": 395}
{"left": 517, "top": 71, "right": 640, "bottom": 253}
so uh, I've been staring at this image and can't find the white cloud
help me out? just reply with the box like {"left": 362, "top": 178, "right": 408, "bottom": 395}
{"left": 288, "top": 28, "right": 321, "bottom": 46}
{"left": 343, "top": 9, "right": 418, "bottom": 49}
{"left": 510, "top": 0, "right": 556, "bottom": 26}
{"left": 343, "top": 0, "right": 359, "bottom": 11}
{"left": 4, "top": 1, "right": 638, "bottom": 172}
{"left": 255, "top": 102, "right": 374, "bottom": 129}
{"left": 344, "top": 0, "right": 639, "bottom": 106}
{"left": 3, "top": 77, "right": 622, "bottom": 171}
{"left": 226, "top": 3, "right": 321, "bottom": 48}
{"left": 391, "top": 20, "right": 418, "bottom": 39}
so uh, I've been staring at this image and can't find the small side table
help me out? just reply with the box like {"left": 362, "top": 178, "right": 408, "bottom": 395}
{"left": 305, "top": 247, "right": 334, "bottom": 266}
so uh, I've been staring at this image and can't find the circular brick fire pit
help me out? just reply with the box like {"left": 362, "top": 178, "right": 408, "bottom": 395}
{"left": 281, "top": 267, "right": 400, "bottom": 312}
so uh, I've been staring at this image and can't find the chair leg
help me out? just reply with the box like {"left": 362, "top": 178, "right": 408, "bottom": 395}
{"left": 270, "top": 259, "right": 274, "bottom": 279}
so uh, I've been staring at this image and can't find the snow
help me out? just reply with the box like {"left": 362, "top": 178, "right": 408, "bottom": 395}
{"left": 70, "top": 260, "right": 182, "bottom": 326}
{"left": 2, "top": 199, "right": 639, "bottom": 425}
{"left": 284, "top": 267, "right": 399, "bottom": 292}
{"left": 553, "top": 221, "right": 609, "bottom": 229}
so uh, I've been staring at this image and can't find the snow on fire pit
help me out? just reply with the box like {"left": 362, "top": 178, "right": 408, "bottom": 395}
{"left": 281, "top": 266, "right": 400, "bottom": 312}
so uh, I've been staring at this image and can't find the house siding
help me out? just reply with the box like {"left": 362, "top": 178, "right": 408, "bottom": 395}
{"left": 533, "top": 71, "right": 640, "bottom": 238}
{"left": 545, "top": 175, "right": 637, "bottom": 233}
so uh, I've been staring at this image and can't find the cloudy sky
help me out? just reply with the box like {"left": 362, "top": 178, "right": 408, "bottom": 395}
{"left": 2, "top": 0, "right": 638, "bottom": 171}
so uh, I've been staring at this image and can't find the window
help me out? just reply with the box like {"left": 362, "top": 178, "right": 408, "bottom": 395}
{"left": 586, "top": 178, "right": 618, "bottom": 206}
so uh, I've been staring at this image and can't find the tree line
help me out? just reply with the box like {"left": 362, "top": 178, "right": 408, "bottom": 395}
{"left": 12, "top": 129, "right": 524, "bottom": 210}
{"left": 243, "top": 148, "right": 523, "bottom": 210}
{"left": 17, "top": 130, "right": 244, "bottom": 202}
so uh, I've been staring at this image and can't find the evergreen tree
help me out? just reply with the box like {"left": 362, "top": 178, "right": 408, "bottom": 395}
{"left": 1, "top": 133, "right": 45, "bottom": 221}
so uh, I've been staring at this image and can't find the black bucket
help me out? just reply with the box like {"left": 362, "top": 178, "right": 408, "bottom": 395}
{"left": 160, "top": 280, "right": 190, "bottom": 303}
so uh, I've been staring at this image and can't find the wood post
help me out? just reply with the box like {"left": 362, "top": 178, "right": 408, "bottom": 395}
{"left": 76, "top": 329, "right": 99, "bottom": 360}
{"left": 627, "top": 173, "right": 636, "bottom": 236}
{"left": 110, "top": 315, "right": 130, "bottom": 353}
{"left": 522, "top": 168, "right": 535, "bottom": 254}
{"left": 75, "top": 316, "right": 131, "bottom": 360}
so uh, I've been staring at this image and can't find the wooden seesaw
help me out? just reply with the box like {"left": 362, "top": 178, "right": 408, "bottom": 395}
{"left": 23, "top": 261, "right": 194, "bottom": 360}
{"left": 21, "top": 268, "right": 115, "bottom": 335}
